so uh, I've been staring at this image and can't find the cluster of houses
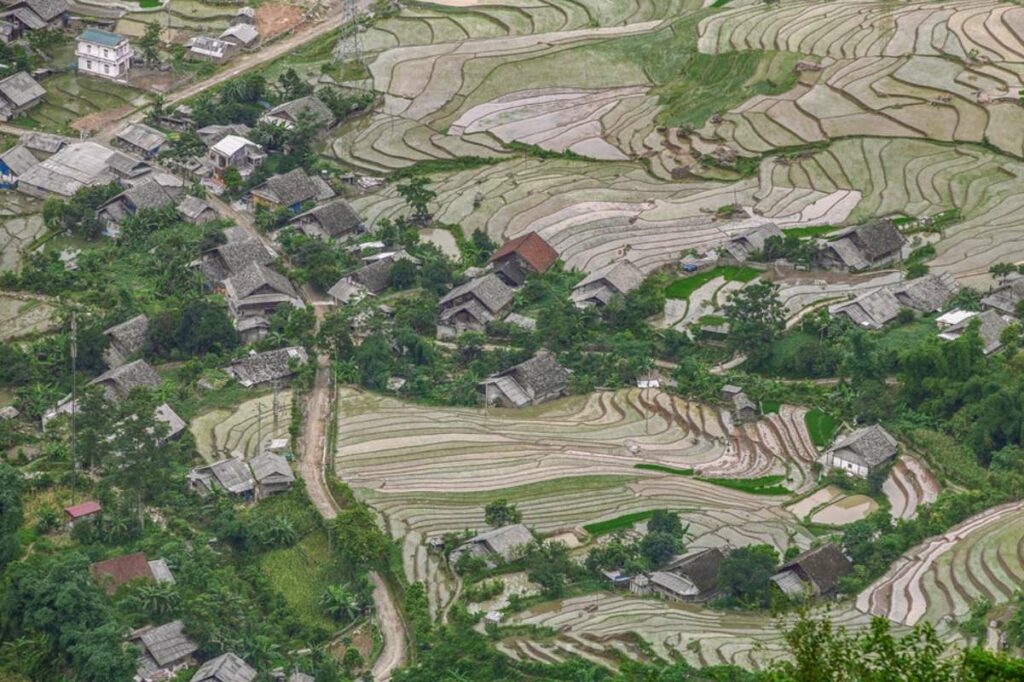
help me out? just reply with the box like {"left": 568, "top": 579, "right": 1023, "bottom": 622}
{"left": 186, "top": 8, "right": 260, "bottom": 64}
{"left": 1, "top": 0, "right": 66, "bottom": 44}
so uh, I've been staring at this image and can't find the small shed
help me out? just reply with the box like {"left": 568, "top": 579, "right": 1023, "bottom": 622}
{"left": 250, "top": 452, "right": 295, "bottom": 498}
{"left": 132, "top": 620, "right": 198, "bottom": 682}
{"left": 64, "top": 500, "right": 101, "bottom": 527}
{"left": 825, "top": 424, "right": 898, "bottom": 478}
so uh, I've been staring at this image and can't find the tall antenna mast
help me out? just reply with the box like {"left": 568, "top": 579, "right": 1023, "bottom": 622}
{"left": 334, "top": 0, "right": 364, "bottom": 69}
{"left": 70, "top": 311, "right": 78, "bottom": 501}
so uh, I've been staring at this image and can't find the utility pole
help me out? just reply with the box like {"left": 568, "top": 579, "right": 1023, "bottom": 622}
{"left": 70, "top": 311, "right": 78, "bottom": 503}
{"left": 256, "top": 402, "right": 263, "bottom": 456}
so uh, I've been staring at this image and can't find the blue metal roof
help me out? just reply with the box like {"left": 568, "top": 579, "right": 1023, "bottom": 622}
{"left": 78, "top": 28, "right": 125, "bottom": 47}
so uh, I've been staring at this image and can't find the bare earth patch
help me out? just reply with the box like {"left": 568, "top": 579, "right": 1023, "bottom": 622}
{"left": 257, "top": 4, "right": 304, "bottom": 41}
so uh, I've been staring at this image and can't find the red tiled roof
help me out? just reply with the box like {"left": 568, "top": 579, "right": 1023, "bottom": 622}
{"left": 90, "top": 552, "right": 154, "bottom": 593}
{"left": 64, "top": 500, "right": 101, "bottom": 518}
{"left": 490, "top": 232, "right": 558, "bottom": 274}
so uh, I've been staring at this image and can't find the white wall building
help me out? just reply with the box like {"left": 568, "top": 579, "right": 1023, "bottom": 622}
{"left": 76, "top": 29, "right": 132, "bottom": 80}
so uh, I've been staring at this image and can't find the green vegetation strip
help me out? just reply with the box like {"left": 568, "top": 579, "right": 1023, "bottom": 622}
{"left": 634, "top": 463, "right": 695, "bottom": 476}
{"left": 665, "top": 266, "right": 760, "bottom": 300}
{"left": 805, "top": 409, "right": 837, "bottom": 448}
{"left": 584, "top": 510, "right": 655, "bottom": 536}
{"left": 782, "top": 225, "right": 839, "bottom": 238}
{"left": 635, "top": 464, "right": 789, "bottom": 495}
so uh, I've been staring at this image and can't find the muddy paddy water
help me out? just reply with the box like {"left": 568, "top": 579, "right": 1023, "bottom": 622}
{"left": 420, "top": 228, "right": 460, "bottom": 260}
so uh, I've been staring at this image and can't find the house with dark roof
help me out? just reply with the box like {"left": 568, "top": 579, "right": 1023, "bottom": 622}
{"left": 0, "top": 144, "right": 38, "bottom": 189}
{"left": 771, "top": 543, "right": 852, "bottom": 598}
{"left": 938, "top": 308, "right": 1011, "bottom": 355}
{"left": 224, "top": 262, "right": 304, "bottom": 343}
{"left": 437, "top": 273, "right": 515, "bottom": 338}
{"left": 188, "top": 457, "right": 255, "bottom": 499}
{"left": 981, "top": 275, "right": 1024, "bottom": 316}
{"left": 831, "top": 273, "right": 960, "bottom": 329}
{"left": 1, "top": 0, "right": 66, "bottom": 34}
{"left": 825, "top": 424, "right": 898, "bottom": 478}
{"left": 632, "top": 547, "right": 726, "bottom": 603}
{"left": 90, "top": 551, "right": 174, "bottom": 594}
{"left": 288, "top": 199, "right": 363, "bottom": 240}
{"left": 720, "top": 221, "right": 782, "bottom": 263}
{"left": 224, "top": 346, "right": 309, "bottom": 387}
{"left": 91, "top": 359, "right": 162, "bottom": 402}
{"left": 250, "top": 452, "right": 295, "bottom": 498}
{"left": 190, "top": 652, "right": 257, "bottom": 682}
{"left": 571, "top": 259, "right": 644, "bottom": 308}
{"left": 450, "top": 523, "right": 533, "bottom": 566}
{"left": 114, "top": 122, "right": 167, "bottom": 159}
{"left": 479, "top": 350, "right": 569, "bottom": 408}
{"left": 219, "top": 23, "right": 258, "bottom": 48}
{"left": 132, "top": 620, "right": 198, "bottom": 682}
{"left": 250, "top": 167, "right": 334, "bottom": 213}
{"left": 0, "top": 71, "right": 45, "bottom": 121}
{"left": 893, "top": 272, "right": 959, "bottom": 312}
{"left": 490, "top": 232, "right": 558, "bottom": 287}
{"left": 177, "top": 195, "right": 218, "bottom": 224}
{"left": 98, "top": 179, "right": 179, "bottom": 237}
{"left": 261, "top": 94, "right": 335, "bottom": 130}
{"left": 103, "top": 314, "right": 149, "bottom": 368}
{"left": 829, "top": 287, "right": 902, "bottom": 330}
{"left": 201, "top": 238, "right": 274, "bottom": 284}
{"left": 819, "top": 220, "right": 906, "bottom": 271}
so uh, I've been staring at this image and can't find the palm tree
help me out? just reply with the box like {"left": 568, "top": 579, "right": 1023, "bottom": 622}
{"left": 135, "top": 581, "right": 179, "bottom": 619}
{"left": 320, "top": 584, "right": 362, "bottom": 623}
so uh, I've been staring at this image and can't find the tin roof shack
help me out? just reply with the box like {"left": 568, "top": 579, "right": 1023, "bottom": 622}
{"left": 720, "top": 221, "right": 782, "bottom": 263}
{"left": 490, "top": 231, "right": 558, "bottom": 287}
{"left": 771, "top": 543, "right": 852, "bottom": 598}
{"left": 288, "top": 199, "right": 363, "bottom": 241}
{"left": 938, "top": 309, "right": 1012, "bottom": 355}
{"left": 0, "top": 144, "right": 37, "bottom": 188}
{"left": 98, "top": 179, "right": 178, "bottom": 237}
{"left": 250, "top": 452, "right": 295, "bottom": 498}
{"left": 114, "top": 122, "right": 167, "bottom": 159}
{"left": 571, "top": 259, "right": 644, "bottom": 308}
{"left": 818, "top": 220, "right": 906, "bottom": 272}
{"left": 90, "top": 551, "right": 174, "bottom": 594}
{"left": 450, "top": 523, "right": 533, "bottom": 568}
{"left": 0, "top": 71, "right": 44, "bottom": 121}
{"left": 225, "top": 346, "right": 309, "bottom": 387}
{"left": 479, "top": 350, "right": 569, "bottom": 408}
{"left": 190, "top": 652, "right": 257, "bottom": 682}
{"left": 64, "top": 500, "right": 101, "bottom": 527}
{"left": 17, "top": 141, "right": 149, "bottom": 199}
{"left": 132, "top": 620, "right": 198, "bottom": 682}
{"left": 187, "top": 457, "right": 255, "bottom": 500}
{"left": 825, "top": 424, "right": 898, "bottom": 478}
{"left": 250, "top": 167, "right": 334, "bottom": 213}
{"left": 261, "top": 95, "right": 335, "bottom": 130}
{"left": 177, "top": 195, "right": 218, "bottom": 224}
{"left": 224, "top": 263, "right": 304, "bottom": 343}
{"left": 437, "top": 273, "right": 515, "bottom": 338}
{"left": 187, "top": 36, "right": 236, "bottom": 63}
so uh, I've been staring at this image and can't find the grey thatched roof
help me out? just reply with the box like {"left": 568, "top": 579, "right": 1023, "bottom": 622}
{"left": 137, "top": 621, "right": 197, "bottom": 668}
{"left": 326, "top": 277, "right": 369, "bottom": 304}
{"left": 207, "top": 238, "right": 274, "bottom": 277}
{"left": 191, "top": 652, "right": 257, "bottom": 682}
{"left": 155, "top": 403, "right": 186, "bottom": 440}
{"left": 828, "top": 424, "right": 898, "bottom": 469}
{"left": 17, "top": 0, "right": 66, "bottom": 22}
{"left": 17, "top": 141, "right": 119, "bottom": 197}
{"left": 351, "top": 258, "right": 395, "bottom": 294}
{"left": 177, "top": 195, "right": 216, "bottom": 221}
{"left": 252, "top": 168, "right": 321, "bottom": 208}
{"left": 460, "top": 523, "right": 533, "bottom": 561}
{"left": 197, "top": 124, "right": 251, "bottom": 147}
{"left": 200, "top": 458, "right": 255, "bottom": 495}
{"left": 122, "top": 179, "right": 175, "bottom": 211}
{"left": 225, "top": 347, "right": 309, "bottom": 387}
{"left": 249, "top": 452, "right": 294, "bottom": 484}
{"left": 828, "top": 220, "right": 905, "bottom": 269}
{"left": 893, "top": 273, "right": 959, "bottom": 312}
{"left": 829, "top": 288, "right": 902, "bottom": 329}
{"left": 440, "top": 273, "right": 515, "bottom": 314}
{"left": 722, "top": 221, "right": 782, "bottom": 261}
{"left": 572, "top": 259, "right": 644, "bottom": 305}
{"left": 0, "top": 71, "right": 44, "bottom": 109}
{"left": 20, "top": 131, "right": 68, "bottom": 154}
{"left": 290, "top": 199, "right": 362, "bottom": 238}
{"left": 90, "top": 359, "right": 161, "bottom": 401}
{"left": 940, "top": 309, "right": 1010, "bottom": 355}
{"left": 667, "top": 547, "right": 725, "bottom": 594}
{"left": 981, "top": 277, "right": 1024, "bottom": 316}
{"left": 648, "top": 570, "right": 698, "bottom": 597}
{"left": 264, "top": 95, "right": 335, "bottom": 127}
{"left": 220, "top": 23, "right": 258, "bottom": 45}
{"left": 776, "top": 543, "right": 852, "bottom": 595}
{"left": 0, "top": 144, "right": 39, "bottom": 176}
{"left": 505, "top": 350, "right": 569, "bottom": 398}
{"left": 115, "top": 122, "right": 167, "bottom": 153}
{"left": 104, "top": 314, "right": 149, "bottom": 356}
{"left": 226, "top": 261, "right": 299, "bottom": 300}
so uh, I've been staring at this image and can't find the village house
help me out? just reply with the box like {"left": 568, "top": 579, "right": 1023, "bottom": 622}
{"left": 90, "top": 551, "right": 174, "bottom": 594}
{"left": 131, "top": 620, "right": 198, "bottom": 682}
{"left": 818, "top": 219, "right": 906, "bottom": 271}
{"left": 260, "top": 94, "right": 335, "bottom": 130}
{"left": 197, "top": 123, "right": 251, "bottom": 147}
{"left": 16, "top": 141, "right": 149, "bottom": 199}
{"left": 250, "top": 452, "right": 295, "bottom": 498}
{"left": 288, "top": 199, "right": 363, "bottom": 241}
{"left": 829, "top": 287, "right": 901, "bottom": 330}
{"left": 490, "top": 231, "right": 559, "bottom": 287}
{"left": 64, "top": 500, "right": 101, "bottom": 528}
{"left": 250, "top": 167, "right": 334, "bottom": 213}
{"left": 721, "top": 385, "right": 757, "bottom": 424}
{"left": 437, "top": 273, "right": 515, "bottom": 338}
{"left": 825, "top": 424, "right": 898, "bottom": 478}
{"left": 190, "top": 652, "right": 257, "bottom": 682}
{"left": 201, "top": 238, "right": 275, "bottom": 285}
{"left": 831, "top": 273, "right": 959, "bottom": 330}
{"left": 631, "top": 547, "right": 726, "bottom": 603}
{"left": 981, "top": 275, "right": 1024, "bottom": 316}
{"left": 154, "top": 403, "right": 187, "bottom": 441}
{"left": 0, "top": 144, "right": 37, "bottom": 189}
{"left": 1, "top": 0, "right": 66, "bottom": 36}
{"left": 103, "top": 314, "right": 149, "bottom": 368}
{"left": 936, "top": 309, "right": 977, "bottom": 329}
{"left": 92, "top": 358, "right": 162, "bottom": 402}
{"left": 209, "top": 135, "right": 265, "bottom": 182}
{"left": 77, "top": 29, "right": 132, "bottom": 81}
{"left": 114, "top": 122, "right": 168, "bottom": 159}
{"left": 570, "top": 258, "right": 644, "bottom": 308}
{"left": 0, "top": 71, "right": 44, "bottom": 122}
{"left": 450, "top": 523, "right": 533, "bottom": 566}
{"left": 720, "top": 221, "right": 782, "bottom": 263}
{"left": 177, "top": 195, "right": 218, "bottom": 224}
{"left": 187, "top": 36, "right": 236, "bottom": 63}
{"left": 188, "top": 457, "right": 256, "bottom": 500}
{"left": 223, "top": 262, "right": 305, "bottom": 342}
{"left": 938, "top": 308, "right": 1011, "bottom": 355}
{"left": 231, "top": 6, "right": 254, "bottom": 25}
{"left": 224, "top": 346, "right": 309, "bottom": 388}
{"left": 98, "top": 179, "right": 178, "bottom": 237}
{"left": 327, "top": 277, "right": 370, "bottom": 305}
{"left": 329, "top": 251, "right": 420, "bottom": 300}
{"left": 893, "top": 272, "right": 959, "bottom": 311}
{"left": 219, "top": 23, "right": 259, "bottom": 49}
{"left": 771, "top": 543, "right": 853, "bottom": 598}
{"left": 478, "top": 350, "right": 570, "bottom": 408}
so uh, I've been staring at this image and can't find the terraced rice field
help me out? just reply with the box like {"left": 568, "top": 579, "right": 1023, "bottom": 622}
{"left": 190, "top": 391, "right": 293, "bottom": 462}
{"left": 28, "top": 73, "right": 144, "bottom": 132}
{"left": 0, "top": 295, "right": 58, "bottom": 340}
{"left": 335, "top": 388, "right": 817, "bottom": 612}
{"left": 116, "top": 0, "right": 234, "bottom": 38}
{"left": 883, "top": 455, "right": 940, "bottom": 521}
{"left": 856, "top": 501, "right": 1024, "bottom": 626}
{"left": 0, "top": 195, "right": 45, "bottom": 271}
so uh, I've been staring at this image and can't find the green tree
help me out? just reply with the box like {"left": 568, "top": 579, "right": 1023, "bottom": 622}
{"left": 278, "top": 68, "right": 313, "bottom": 100}
{"left": 990, "top": 262, "right": 1017, "bottom": 281}
{"left": 647, "top": 509, "right": 684, "bottom": 537}
{"left": 396, "top": 177, "right": 436, "bottom": 223}
{"left": 320, "top": 584, "right": 363, "bottom": 623}
{"left": 639, "top": 531, "right": 679, "bottom": 568}
{"left": 175, "top": 299, "right": 239, "bottom": 355}
{"left": 107, "top": 391, "right": 170, "bottom": 528}
{"left": 716, "top": 544, "right": 778, "bottom": 607}
{"left": 0, "top": 461, "right": 23, "bottom": 571}
{"left": 484, "top": 499, "right": 521, "bottom": 528}
{"left": 138, "top": 21, "right": 161, "bottom": 64}
{"left": 722, "top": 281, "right": 786, "bottom": 367}
{"left": 334, "top": 504, "right": 392, "bottom": 570}
{"left": 389, "top": 258, "right": 418, "bottom": 290}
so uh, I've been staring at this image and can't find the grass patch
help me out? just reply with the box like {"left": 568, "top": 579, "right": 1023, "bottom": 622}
{"left": 805, "top": 409, "right": 837, "bottom": 448}
{"left": 696, "top": 475, "right": 789, "bottom": 496}
{"left": 259, "top": 531, "right": 343, "bottom": 632}
{"left": 504, "top": 141, "right": 587, "bottom": 161}
{"left": 876, "top": 315, "right": 939, "bottom": 356}
{"left": 584, "top": 510, "right": 656, "bottom": 536}
{"left": 783, "top": 225, "right": 840, "bottom": 238}
{"left": 665, "top": 266, "right": 760, "bottom": 300}
{"left": 138, "top": 0, "right": 160, "bottom": 7}
{"left": 634, "top": 463, "right": 695, "bottom": 476}
{"left": 761, "top": 400, "right": 781, "bottom": 415}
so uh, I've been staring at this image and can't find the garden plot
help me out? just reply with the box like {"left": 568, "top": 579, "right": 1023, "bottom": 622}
{"left": 856, "top": 501, "right": 1024, "bottom": 626}
{"left": 190, "top": 391, "right": 293, "bottom": 462}
{"left": 697, "top": 0, "right": 1024, "bottom": 62}
{"left": 810, "top": 495, "right": 877, "bottom": 526}
{"left": 117, "top": 0, "right": 233, "bottom": 39}
{"left": 883, "top": 455, "right": 940, "bottom": 521}
{"left": 702, "top": 55, "right": 1024, "bottom": 158}
{"left": 0, "top": 295, "right": 58, "bottom": 340}
{"left": 501, "top": 593, "right": 881, "bottom": 669}
{"left": 27, "top": 73, "right": 143, "bottom": 133}
{"left": 0, "top": 194, "right": 45, "bottom": 271}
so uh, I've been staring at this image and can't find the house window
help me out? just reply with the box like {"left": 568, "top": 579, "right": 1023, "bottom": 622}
{"left": 86, "top": 60, "right": 92, "bottom": 70}
{"left": 103, "top": 48, "right": 108, "bottom": 58}
{"left": 103, "top": 64, "right": 109, "bottom": 74}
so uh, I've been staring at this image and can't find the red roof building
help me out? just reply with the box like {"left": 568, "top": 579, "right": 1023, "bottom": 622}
{"left": 64, "top": 500, "right": 101, "bottom": 520}
{"left": 490, "top": 232, "right": 558, "bottom": 286}
{"left": 91, "top": 552, "right": 154, "bottom": 593}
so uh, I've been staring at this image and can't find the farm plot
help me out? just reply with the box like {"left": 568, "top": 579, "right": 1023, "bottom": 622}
{"left": 697, "top": 0, "right": 1024, "bottom": 63}
{"left": 26, "top": 73, "right": 144, "bottom": 133}
{"left": 500, "top": 593, "right": 882, "bottom": 669}
{"left": 117, "top": 0, "right": 233, "bottom": 38}
{"left": 701, "top": 56, "right": 1024, "bottom": 159}
{"left": 883, "top": 455, "right": 940, "bottom": 521}
{"left": 190, "top": 390, "right": 293, "bottom": 462}
{"left": 0, "top": 194, "right": 45, "bottom": 271}
{"left": 856, "top": 501, "right": 1024, "bottom": 626}
{"left": 0, "top": 295, "right": 58, "bottom": 340}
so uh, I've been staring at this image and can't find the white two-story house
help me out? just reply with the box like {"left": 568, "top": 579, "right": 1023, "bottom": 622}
{"left": 77, "top": 29, "right": 132, "bottom": 81}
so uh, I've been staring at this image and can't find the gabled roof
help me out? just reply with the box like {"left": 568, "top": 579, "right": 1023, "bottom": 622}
{"left": 264, "top": 95, "right": 334, "bottom": 126}
{"left": 136, "top": 621, "right": 197, "bottom": 668}
{"left": 115, "top": 122, "right": 167, "bottom": 152}
{"left": 20, "top": 131, "right": 68, "bottom": 154}
{"left": 197, "top": 124, "right": 251, "bottom": 147}
{"left": 490, "top": 350, "right": 569, "bottom": 400}
{"left": 177, "top": 195, "right": 215, "bottom": 220}
{"left": 207, "top": 238, "right": 274, "bottom": 276}
{"left": 225, "top": 347, "right": 309, "bottom": 387}
{"left": 200, "top": 458, "right": 255, "bottom": 494}
{"left": 120, "top": 179, "right": 175, "bottom": 211}
{"left": 828, "top": 424, "right": 898, "bottom": 469}
{"left": 252, "top": 168, "right": 320, "bottom": 208}
{"left": 776, "top": 543, "right": 852, "bottom": 595}
{"left": 829, "top": 287, "right": 902, "bottom": 330}
{"left": 188, "top": 35, "right": 231, "bottom": 58}
{"left": 249, "top": 452, "right": 294, "bottom": 484}
{"left": 103, "top": 314, "right": 148, "bottom": 355}
{"left": 65, "top": 500, "right": 101, "bottom": 518}
{"left": 648, "top": 570, "right": 698, "bottom": 597}
{"left": 981, "top": 277, "right": 1024, "bottom": 316}
{"left": 490, "top": 231, "right": 558, "bottom": 274}
{"left": 439, "top": 273, "right": 514, "bottom": 314}
{"left": 90, "top": 551, "right": 154, "bottom": 592}
{"left": 667, "top": 547, "right": 725, "bottom": 594}
{"left": 847, "top": 220, "right": 905, "bottom": 261}
{"left": 226, "top": 261, "right": 299, "bottom": 300}
{"left": 191, "top": 652, "right": 257, "bottom": 682}
{"left": 0, "top": 71, "right": 44, "bottom": 108}
{"left": 572, "top": 259, "right": 644, "bottom": 301}
{"left": 78, "top": 28, "right": 126, "bottom": 47}
{"left": 212, "top": 134, "right": 258, "bottom": 157}
{"left": 723, "top": 221, "right": 782, "bottom": 261}
{"left": 20, "top": 0, "right": 66, "bottom": 22}
{"left": 290, "top": 199, "right": 362, "bottom": 238}
{"left": 90, "top": 359, "right": 161, "bottom": 401}
{"left": 462, "top": 523, "right": 533, "bottom": 561}
{"left": 892, "top": 273, "right": 959, "bottom": 312}
{"left": 219, "top": 23, "right": 258, "bottom": 45}
{"left": 939, "top": 308, "right": 1010, "bottom": 355}
{"left": 0, "top": 144, "right": 39, "bottom": 176}
{"left": 350, "top": 258, "right": 396, "bottom": 294}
